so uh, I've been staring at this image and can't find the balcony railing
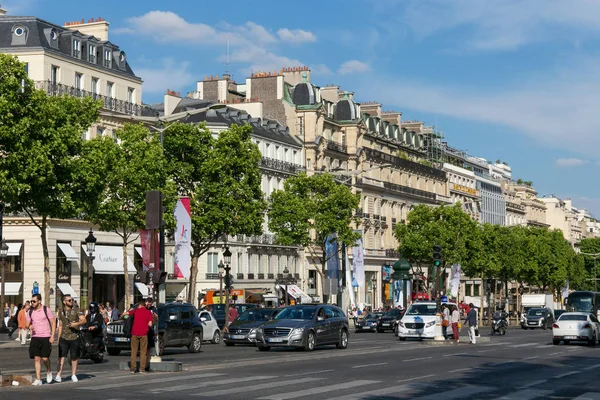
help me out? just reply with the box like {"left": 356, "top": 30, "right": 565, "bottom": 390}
{"left": 35, "top": 81, "right": 155, "bottom": 116}
{"left": 385, "top": 249, "right": 400, "bottom": 258}
{"left": 267, "top": 273, "right": 275, "bottom": 279}
{"left": 506, "top": 201, "right": 525, "bottom": 212}
{"left": 436, "top": 194, "right": 452, "bottom": 203}
{"left": 237, "top": 273, "right": 244, "bottom": 280}
{"left": 361, "top": 177, "right": 385, "bottom": 188}
{"left": 259, "top": 157, "right": 304, "bottom": 175}
{"left": 363, "top": 147, "right": 446, "bottom": 180}
{"left": 206, "top": 273, "right": 220, "bottom": 280}
{"left": 373, "top": 214, "right": 380, "bottom": 221}
{"left": 257, "top": 273, "right": 265, "bottom": 279}
{"left": 247, "top": 273, "right": 255, "bottom": 280}
{"left": 383, "top": 182, "right": 437, "bottom": 202}
{"left": 325, "top": 139, "right": 347, "bottom": 154}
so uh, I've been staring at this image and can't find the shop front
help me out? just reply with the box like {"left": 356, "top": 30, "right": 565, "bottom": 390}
{"left": 87, "top": 245, "right": 134, "bottom": 311}
{"left": 1, "top": 242, "right": 24, "bottom": 305}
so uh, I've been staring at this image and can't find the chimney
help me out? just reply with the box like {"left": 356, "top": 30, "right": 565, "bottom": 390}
{"left": 63, "top": 17, "right": 109, "bottom": 41}
{"left": 164, "top": 89, "right": 181, "bottom": 117}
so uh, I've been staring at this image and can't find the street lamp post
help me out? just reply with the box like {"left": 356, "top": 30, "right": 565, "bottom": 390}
{"left": 276, "top": 266, "right": 297, "bottom": 306}
{"left": 0, "top": 239, "right": 8, "bottom": 332}
{"left": 371, "top": 276, "right": 377, "bottom": 310}
{"left": 83, "top": 229, "right": 96, "bottom": 310}
{"left": 222, "top": 247, "right": 232, "bottom": 330}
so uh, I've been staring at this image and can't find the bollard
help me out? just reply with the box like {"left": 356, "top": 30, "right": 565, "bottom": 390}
{"left": 434, "top": 313, "right": 445, "bottom": 341}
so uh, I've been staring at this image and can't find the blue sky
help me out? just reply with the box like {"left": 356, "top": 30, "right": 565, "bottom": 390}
{"left": 9, "top": 0, "right": 600, "bottom": 215}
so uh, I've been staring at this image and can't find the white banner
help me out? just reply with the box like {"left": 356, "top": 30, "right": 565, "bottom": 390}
{"left": 352, "top": 238, "right": 365, "bottom": 288}
{"left": 346, "top": 251, "right": 356, "bottom": 308}
{"left": 449, "top": 263, "right": 461, "bottom": 298}
{"left": 174, "top": 197, "right": 192, "bottom": 279}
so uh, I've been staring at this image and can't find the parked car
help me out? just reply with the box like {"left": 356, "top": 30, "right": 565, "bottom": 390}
{"left": 522, "top": 307, "right": 553, "bottom": 330}
{"left": 552, "top": 312, "right": 600, "bottom": 345}
{"left": 208, "top": 303, "right": 260, "bottom": 329}
{"left": 397, "top": 302, "right": 438, "bottom": 341}
{"left": 377, "top": 309, "right": 404, "bottom": 332}
{"left": 255, "top": 304, "right": 349, "bottom": 351}
{"left": 105, "top": 302, "right": 203, "bottom": 356}
{"left": 198, "top": 310, "right": 221, "bottom": 344}
{"left": 355, "top": 312, "right": 382, "bottom": 332}
{"left": 223, "top": 308, "right": 281, "bottom": 346}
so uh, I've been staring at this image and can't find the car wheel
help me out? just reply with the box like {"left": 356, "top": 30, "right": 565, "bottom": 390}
{"left": 257, "top": 345, "right": 270, "bottom": 351}
{"left": 188, "top": 333, "right": 202, "bottom": 353}
{"left": 225, "top": 342, "right": 235, "bottom": 347}
{"left": 589, "top": 336, "right": 596, "bottom": 346}
{"left": 107, "top": 348, "right": 121, "bottom": 356}
{"left": 336, "top": 329, "right": 349, "bottom": 349}
{"left": 211, "top": 330, "right": 221, "bottom": 344}
{"left": 553, "top": 339, "right": 560, "bottom": 345}
{"left": 305, "top": 331, "right": 316, "bottom": 351}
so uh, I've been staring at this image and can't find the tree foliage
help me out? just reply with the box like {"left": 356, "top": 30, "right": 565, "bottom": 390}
{"left": 0, "top": 54, "right": 102, "bottom": 304}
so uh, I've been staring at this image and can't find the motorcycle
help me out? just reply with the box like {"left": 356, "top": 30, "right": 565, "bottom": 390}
{"left": 69, "top": 327, "right": 105, "bottom": 364}
{"left": 491, "top": 312, "right": 508, "bottom": 336}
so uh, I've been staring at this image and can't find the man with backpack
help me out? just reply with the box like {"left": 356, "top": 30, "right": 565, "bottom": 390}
{"left": 55, "top": 294, "right": 86, "bottom": 383}
{"left": 26, "top": 293, "right": 56, "bottom": 386}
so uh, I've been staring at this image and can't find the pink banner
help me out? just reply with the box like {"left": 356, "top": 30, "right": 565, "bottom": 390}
{"left": 174, "top": 197, "right": 191, "bottom": 279}
{"left": 139, "top": 229, "right": 159, "bottom": 272}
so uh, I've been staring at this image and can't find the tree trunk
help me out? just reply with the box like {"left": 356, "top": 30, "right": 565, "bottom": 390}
{"left": 40, "top": 216, "right": 51, "bottom": 306}
{"left": 321, "top": 253, "right": 327, "bottom": 304}
{"left": 122, "top": 240, "right": 131, "bottom": 310}
{"left": 187, "top": 251, "right": 199, "bottom": 305}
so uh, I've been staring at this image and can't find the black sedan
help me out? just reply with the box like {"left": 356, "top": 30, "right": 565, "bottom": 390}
{"left": 355, "top": 312, "right": 383, "bottom": 332}
{"left": 223, "top": 308, "right": 281, "bottom": 346}
{"left": 377, "top": 309, "right": 404, "bottom": 332}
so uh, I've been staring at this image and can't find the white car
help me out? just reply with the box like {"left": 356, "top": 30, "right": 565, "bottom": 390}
{"left": 397, "top": 302, "right": 438, "bottom": 341}
{"left": 552, "top": 312, "right": 600, "bottom": 346}
{"left": 199, "top": 310, "right": 221, "bottom": 344}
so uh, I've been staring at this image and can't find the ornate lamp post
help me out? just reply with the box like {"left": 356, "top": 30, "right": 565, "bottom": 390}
{"left": 83, "top": 229, "right": 96, "bottom": 309}
{"left": 371, "top": 275, "right": 377, "bottom": 310}
{"left": 0, "top": 238, "right": 8, "bottom": 332}
{"left": 222, "top": 246, "right": 232, "bottom": 329}
{"left": 276, "top": 266, "right": 297, "bottom": 306}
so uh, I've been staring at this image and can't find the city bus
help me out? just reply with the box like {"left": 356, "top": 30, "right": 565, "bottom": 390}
{"left": 564, "top": 291, "right": 600, "bottom": 318}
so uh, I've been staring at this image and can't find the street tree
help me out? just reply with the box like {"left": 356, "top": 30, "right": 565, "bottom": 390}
{"left": 0, "top": 54, "right": 102, "bottom": 304}
{"left": 578, "top": 237, "right": 600, "bottom": 289}
{"left": 530, "top": 229, "right": 574, "bottom": 294}
{"left": 268, "top": 172, "right": 361, "bottom": 298}
{"left": 162, "top": 123, "right": 266, "bottom": 304}
{"left": 82, "top": 123, "right": 175, "bottom": 309}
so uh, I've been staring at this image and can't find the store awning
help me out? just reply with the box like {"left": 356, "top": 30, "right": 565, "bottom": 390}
{"left": 276, "top": 284, "right": 313, "bottom": 304}
{"left": 57, "top": 283, "right": 78, "bottom": 298}
{"left": 7, "top": 242, "right": 22, "bottom": 257}
{"left": 135, "top": 282, "right": 150, "bottom": 297}
{"left": 1, "top": 282, "right": 22, "bottom": 296}
{"left": 84, "top": 245, "right": 134, "bottom": 275}
{"left": 57, "top": 243, "right": 79, "bottom": 263}
{"left": 135, "top": 247, "right": 143, "bottom": 257}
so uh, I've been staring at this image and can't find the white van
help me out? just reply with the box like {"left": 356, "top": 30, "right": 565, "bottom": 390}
{"left": 397, "top": 302, "right": 438, "bottom": 340}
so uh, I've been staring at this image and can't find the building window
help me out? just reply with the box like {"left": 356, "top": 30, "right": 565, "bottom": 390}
{"left": 56, "top": 243, "right": 72, "bottom": 283}
{"left": 72, "top": 39, "right": 81, "bottom": 58}
{"left": 127, "top": 87, "right": 134, "bottom": 103}
{"left": 96, "top": 127, "right": 105, "bottom": 137}
{"left": 88, "top": 45, "right": 96, "bottom": 63}
{"left": 207, "top": 252, "right": 219, "bottom": 274}
{"left": 91, "top": 77, "right": 98, "bottom": 94}
{"left": 15, "top": 26, "right": 26, "bottom": 36}
{"left": 104, "top": 49, "right": 112, "bottom": 67}
{"left": 106, "top": 81, "right": 114, "bottom": 97}
{"left": 50, "top": 65, "right": 59, "bottom": 84}
{"left": 237, "top": 252, "right": 243, "bottom": 274}
{"left": 74, "top": 73, "right": 83, "bottom": 90}
{"left": 307, "top": 159, "right": 311, "bottom": 169}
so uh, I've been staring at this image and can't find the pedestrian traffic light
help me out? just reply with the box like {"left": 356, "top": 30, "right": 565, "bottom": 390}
{"left": 225, "top": 275, "right": 234, "bottom": 290}
{"left": 433, "top": 245, "right": 443, "bottom": 267}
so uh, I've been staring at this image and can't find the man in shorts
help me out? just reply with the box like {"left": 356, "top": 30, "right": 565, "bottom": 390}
{"left": 26, "top": 293, "right": 56, "bottom": 386}
{"left": 55, "top": 294, "right": 85, "bottom": 382}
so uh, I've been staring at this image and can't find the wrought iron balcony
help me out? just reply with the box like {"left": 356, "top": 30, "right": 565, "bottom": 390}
{"left": 363, "top": 147, "right": 446, "bottom": 180}
{"left": 361, "top": 177, "right": 385, "bottom": 188}
{"left": 267, "top": 273, "right": 275, "bottom": 279}
{"left": 259, "top": 157, "right": 303, "bottom": 175}
{"left": 35, "top": 81, "right": 155, "bottom": 116}
{"left": 247, "top": 273, "right": 254, "bottom": 280}
{"left": 506, "top": 201, "right": 525, "bottom": 212}
{"left": 237, "top": 273, "right": 244, "bottom": 280}
{"left": 325, "top": 139, "right": 347, "bottom": 154}
{"left": 257, "top": 273, "right": 265, "bottom": 279}
{"left": 385, "top": 249, "right": 400, "bottom": 258}
{"left": 383, "top": 181, "right": 437, "bottom": 202}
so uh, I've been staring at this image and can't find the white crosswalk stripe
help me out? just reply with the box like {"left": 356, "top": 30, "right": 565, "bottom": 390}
{"left": 256, "top": 380, "right": 379, "bottom": 400}
{"left": 149, "top": 375, "right": 276, "bottom": 394}
{"left": 77, "top": 372, "right": 225, "bottom": 390}
{"left": 494, "top": 389, "right": 552, "bottom": 399}
{"left": 408, "top": 385, "right": 493, "bottom": 400}
{"left": 327, "top": 383, "right": 430, "bottom": 400}
{"left": 193, "top": 377, "right": 324, "bottom": 397}
{"left": 508, "top": 342, "right": 539, "bottom": 348}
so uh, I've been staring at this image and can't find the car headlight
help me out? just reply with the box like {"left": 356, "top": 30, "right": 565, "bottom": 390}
{"left": 291, "top": 327, "right": 305, "bottom": 335}
{"left": 106, "top": 325, "right": 114, "bottom": 334}
{"left": 425, "top": 321, "right": 436, "bottom": 328}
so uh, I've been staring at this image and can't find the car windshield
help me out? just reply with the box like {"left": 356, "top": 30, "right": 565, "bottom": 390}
{"left": 567, "top": 295, "right": 594, "bottom": 313}
{"left": 527, "top": 309, "right": 544, "bottom": 316}
{"left": 384, "top": 309, "right": 401, "bottom": 317}
{"left": 406, "top": 304, "right": 437, "bottom": 316}
{"left": 237, "top": 309, "right": 276, "bottom": 322}
{"left": 274, "top": 306, "right": 316, "bottom": 320}
{"left": 364, "top": 313, "right": 378, "bottom": 319}
{"left": 558, "top": 314, "right": 588, "bottom": 321}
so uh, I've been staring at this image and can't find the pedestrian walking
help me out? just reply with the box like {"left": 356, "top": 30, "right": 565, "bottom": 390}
{"left": 26, "top": 293, "right": 56, "bottom": 386}
{"left": 3, "top": 302, "right": 10, "bottom": 328}
{"left": 109, "top": 301, "right": 120, "bottom": 322}
{"left": 18, "top": 301, "right": 30, "bottom": 345}
{"left": 465, "top": 303, "right": 478, "bottom": 344}
{"left": 7, "top": 303, "right": 21, "bottom": 339}
{"left": 441, "top": 304, "right": 450, "bottom": 339}
{"left": 128, "top": 299, "right": 154, "bottom": 373}
{"left": 450, "top": 304, "right": 460, "bottom": 343}
{"left": 228, "top": 305, "right": 239, "bottom": 326}
{"left": 55, "top": 294, "right": 85, "bottom": 383}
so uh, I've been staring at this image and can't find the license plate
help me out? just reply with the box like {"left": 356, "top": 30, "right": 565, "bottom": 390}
{"left": 268, "top": 338, "right": 285, "bottom": 343}
{"left": 407, "top": 330, "right": 416, "bottom": 334}
{"left": 382, "top": 323, "right": 390, "bottom": 326}
{"left": 231, "top": 335, "right": 246, "bottom": 340}
{"left": 114, "top": 337, "right": 130, "bottom": 342}
{"left": 565, "top": 336, "right": 578, "bottom": 339}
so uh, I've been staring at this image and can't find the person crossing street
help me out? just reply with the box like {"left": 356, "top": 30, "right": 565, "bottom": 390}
{"left": 55, "top": 294, "right": 86, "bottom": 383}
{"left": 26, "top": 293, "right": 56, "bottom": 386}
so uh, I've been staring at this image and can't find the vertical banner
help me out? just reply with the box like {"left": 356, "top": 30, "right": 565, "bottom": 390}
{"left": 325, "top": 234, "right": 339, "bottom": 281}
{"left": 449, "top": 263, "right": 461, "bottom": 298}
{"left": 139, "top": 229, "right": 159, "bottom": 272}
{"left": 393, "top": 280, "right": 403, "bottom": 308}
{"left": 174, "top": 197, "right": 192, "bottom": 279}
{"left": 346, "top": 252, "right": 356, "bottom": 308}
{"left": 352, "top": 237, "right": 365, "bottom": 288}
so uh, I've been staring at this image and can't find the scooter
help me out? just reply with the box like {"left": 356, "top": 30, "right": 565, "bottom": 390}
{"left": 70, "top": 327, "right": 105, "bottom": 364}
{"left": 491, "top": 313, "right": 508, "bottom": 336}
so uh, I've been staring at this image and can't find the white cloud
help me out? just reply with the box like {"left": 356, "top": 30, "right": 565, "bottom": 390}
{"left": 135, "top": 58, "right": 193, "bottom": 94}
{"left": 310, "top": 64, "right": 333, "bottom": 76}
{"left": 277, "top": 28, "right": 317, "bottom": 43}
{"left": 395, "top": 0, "right": 600, "bottom": 50}
{"left": 556, "top": 158, "right": 590, "bottom": 167}
{"left": 338, "top": 60, "right": 370, "bottom": 75}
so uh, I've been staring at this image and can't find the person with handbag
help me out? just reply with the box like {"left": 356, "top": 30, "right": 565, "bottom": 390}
{"left": 450, "top": 304, "right": 460, "bottom": 343}
{"left": 55, "top": 294, "right": 86, "bottom": 383}
{"left": 441, "top": 304, "right": 450, "bottom": 339}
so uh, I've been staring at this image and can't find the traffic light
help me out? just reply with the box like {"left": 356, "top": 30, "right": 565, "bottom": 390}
{"left": 433, "top": 245, "right": 443, "bottom": 267}
{"left": 146, "top": 191, "right": 166, "bottom": 230}
{"left": 225, "top": 275, "right": 234, "bottom": 291}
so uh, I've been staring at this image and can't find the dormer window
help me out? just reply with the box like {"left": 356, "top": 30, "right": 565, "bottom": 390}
{"left": 88, "top": 45, "right": 96, "bottom": 63}
{"left": 104, "top": 49, "right": 112, "bottom": 67}
{"left": 72, "top": 39, "right": 81, "bottom": 58}
{"left": 15, "top": 26, "right": 25, "bottom": 36}
{"left": 119, "top": 52, "right": 126, "bottom": 63}
{"left": 50, "top": 29, "right": 57, "bottom": 40}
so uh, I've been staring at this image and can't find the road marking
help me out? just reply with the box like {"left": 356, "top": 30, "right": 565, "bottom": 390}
{"left": 397, "top": 374, "right": 436, "bottom": 382}
{"left": 409, "top": 385, "right": 493, "bottom": 399}
{"left": 193, "top": 377, "right": 323, "bottom": 397}
{"left": 480, "top": 342, "right": 509, "bottom": 347}
{"left": 477, "top": 349, "right": 494, "bottom": 353}
{"left": 509, "top": 342, "right": 538, "bottom": 348}
{"left": 583, "top": 364, "right": 600, "bottom": 371}
{"left": 327, "top": 383, "right": 429, "bottom": 400}
{"left": 78, "top": 373, "right": 225, "bottom": 390}
{"left": 554, "top": 371, "right": 579, "bottom": 379}
{"left": 524, "top": 356, "right": 540, "bottom": 360}
{"left": 494, "top": 389, "right": 552, "bottom": 399}
{"left": 535, "top": 345, "right": 552, "bottom": 348}
{"left": 548, "top": 352, "right": 564, "bottom": 356}
{"left": 443, "top": 352, "right": 467, "bottom": 357}
{"left": 573, "top": 393, "right": 600, "bottom": 400}
{"left": 285, "top": 369, "right": 334, "bottom": 376}
{"left": 449, "top": 367, "right": 472, "bottom": 373}
{"left": 404, "top": 356, "right": 433, "bottom": 362}
{"left": 150, "top": 375, "right": 275, "bottom": 393}
{"left": 256, "top": 380, "right": 379, "bottom": 400}
{"left": 353, "top": 362, "right": 388, "bottom": 368}
{"left": 517, "top": 380, "right": 547, "bottom": 389}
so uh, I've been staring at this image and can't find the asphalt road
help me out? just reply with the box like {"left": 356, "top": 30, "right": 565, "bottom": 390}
{"left": 1, "top": 326, "right": 600, "bottom": 399}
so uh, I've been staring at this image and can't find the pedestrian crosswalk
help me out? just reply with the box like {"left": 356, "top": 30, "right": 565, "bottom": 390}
{"left": 71, "top": 370, "right": 600, "bottom": 399}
